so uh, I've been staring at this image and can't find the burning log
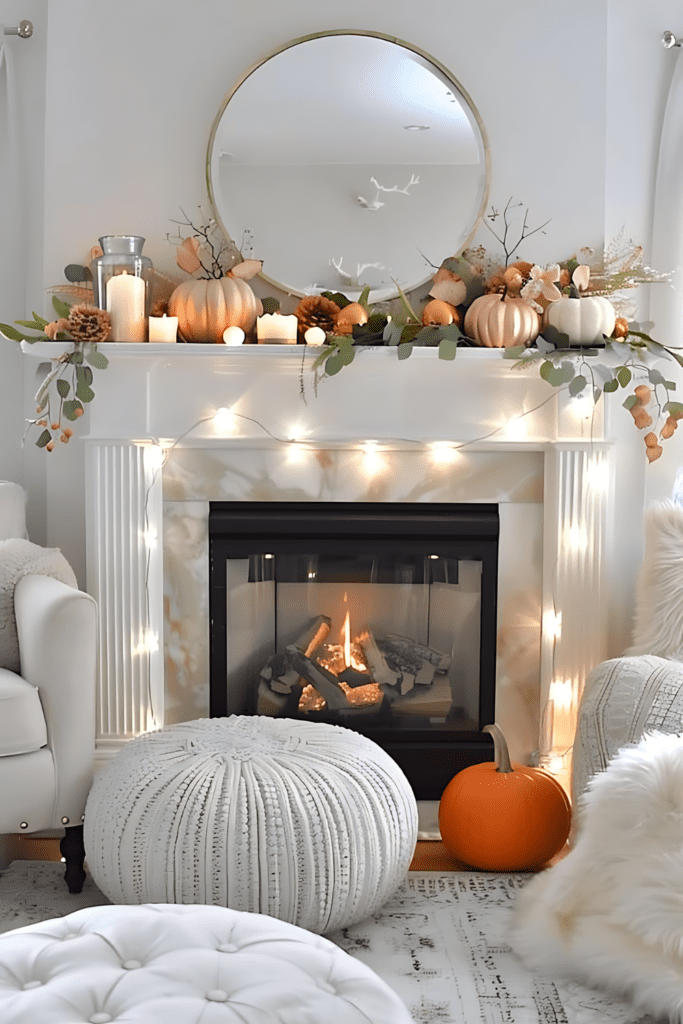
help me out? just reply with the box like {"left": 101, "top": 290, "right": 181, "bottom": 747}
{"left": 285, "top": 647, "right": 350, "bottom": 711}
{"left": 381, "top": 634, "right": 451, "bottom": 671}
{"left": 358, "top": 630, "right": 399, "bottom": 688}
{"left": 288, "top": 615, "right": 331, "bottom": 658}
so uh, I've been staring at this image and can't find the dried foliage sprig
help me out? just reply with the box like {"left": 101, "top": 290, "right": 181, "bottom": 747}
{"left": 0, "top": 296, "right": 109, "bottom": 451}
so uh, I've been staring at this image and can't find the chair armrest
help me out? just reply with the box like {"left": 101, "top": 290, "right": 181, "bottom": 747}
{"left": 14, "top": 573, "right": 97, "bottom": 827}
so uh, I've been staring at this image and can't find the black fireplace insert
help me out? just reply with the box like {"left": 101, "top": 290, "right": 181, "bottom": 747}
{"left": 209, "top": 501, "right": 498, "bottom": 799}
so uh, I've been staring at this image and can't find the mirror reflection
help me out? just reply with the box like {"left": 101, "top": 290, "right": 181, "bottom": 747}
{"left": 207, "top": 32, "right": 489, "bottom": 302}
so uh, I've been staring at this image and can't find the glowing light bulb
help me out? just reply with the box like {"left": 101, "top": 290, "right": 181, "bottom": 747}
{"left": 213, "top": 407, "right": 238, "bottom": 434}
{"left": 504, "top": 416, "right": 528, "bottom": 441}
{"left": 429, "top": 441, "right": 460, "bottom": 464}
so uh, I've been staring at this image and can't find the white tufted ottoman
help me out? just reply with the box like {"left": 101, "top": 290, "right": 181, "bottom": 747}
{"left": 0, "top": 903, "right": 415, "bottom": 1023}
{"left": 85, "top": 716, "right": 418, "bottom": 933}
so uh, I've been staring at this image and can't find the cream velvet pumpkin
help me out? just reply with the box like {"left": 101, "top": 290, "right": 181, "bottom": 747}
{"left": 168, "top": 277, "right": 260, "bottom": 343}
{"left": 464, "top": 293, "right": 540, "bottom": 348}
{"left": 544, "top": 295, "right": 616, "bottom": 346}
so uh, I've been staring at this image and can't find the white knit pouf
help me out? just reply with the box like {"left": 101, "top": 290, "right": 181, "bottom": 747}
{"left": 85, "top": 716, "right": 418, "bottom": 934}
{"left": 0, "top": 903, "right": 415, "bottom": 1024}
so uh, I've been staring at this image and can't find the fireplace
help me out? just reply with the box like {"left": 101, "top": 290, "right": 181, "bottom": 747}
{"left": 209, "top": 501, "right": 499, "bottom": 798}
{"left": 15, "top": 342, "right": 608, "bottom": 789}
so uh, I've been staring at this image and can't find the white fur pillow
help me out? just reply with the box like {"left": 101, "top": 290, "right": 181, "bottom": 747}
{"left": 0, "top": 539, "right": 77, "bottom": 673}
{"left": 507, "top": 730, "right": 683, "bottom": 1023}
{"left": 626, "top": 500, "right": 683, "bottom": 659}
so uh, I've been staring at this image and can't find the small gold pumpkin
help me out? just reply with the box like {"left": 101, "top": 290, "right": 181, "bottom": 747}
{"left": 464, "top": 293, "right": 540, "bottom": 348}
{"left": 334, "top": 302, "right": 369, "bottom": 335}
{"left": 422, "top": 299, "right": 459, "bottom": 327}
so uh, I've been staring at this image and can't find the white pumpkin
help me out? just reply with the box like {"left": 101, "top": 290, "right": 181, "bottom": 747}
{"left": 544, "top": 295, "right": 616, "bottom": 346}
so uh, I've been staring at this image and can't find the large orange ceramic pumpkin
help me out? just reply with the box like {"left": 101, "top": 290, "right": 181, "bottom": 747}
{"left": 438, "top": 723, "right": 571, "bottom": 871}
{"left": 168, "top": 276, "right": 260, "bottom": 343}
{"left": 464, "top": 293, "right": 540, "bottom": 348}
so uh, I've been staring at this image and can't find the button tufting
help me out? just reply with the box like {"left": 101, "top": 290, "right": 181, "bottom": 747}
{"left": 22, "top": 980, "right": 42, "bottom": 990}
{"left": 122, "top": 959, "right": 142, "bottom": 969}
{"left": 217, "top": 942, "right": 237, "bottom": 953}
{"left": 89, "top": 1014, "right": 112, "bottom": 1024}
{"left": 318, "top": 980, "right": 336, "bottom": 995}
{"left": 206, "top": 989, "right": 229, "bottom": 1002}
{"left": 64, "top": 932, "right": 78, "bottom": 940}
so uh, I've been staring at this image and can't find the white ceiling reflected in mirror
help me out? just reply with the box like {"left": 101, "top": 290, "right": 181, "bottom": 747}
{"left": 207, "top": 31, "right": 490, "bottom": 302}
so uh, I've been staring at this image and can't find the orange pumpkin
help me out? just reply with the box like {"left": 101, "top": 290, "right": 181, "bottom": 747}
{"left": 464, "top": 293, "right": 540, "bottom": 348}
{"left": 168, "top": 276, "right": 260, "bottom": 343}
{"left": 438, "top": 723, "right": 571, "bottom": 871}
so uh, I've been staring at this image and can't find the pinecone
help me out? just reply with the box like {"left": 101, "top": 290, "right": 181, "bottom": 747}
{"left": 67, "top": 304, "right": 111, "bottom": 343}
{"left": 293, "top": 295, "right": 340, "bottom": 340}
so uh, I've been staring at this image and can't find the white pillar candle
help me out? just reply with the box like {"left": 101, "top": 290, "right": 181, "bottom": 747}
{"left": 257, "top": 313, "right": 298, "bottom": 344}
{"left": 304, "top": 326, "right": 326, "bottom": 346}
{"left": 107, "top": 271, "right": 146, "bottom": 342}
{"left": 223, "top": 326, "right": 245, "bottom": 345}
{"left": 149, "top": 314, "right": 178, "bottom": 343}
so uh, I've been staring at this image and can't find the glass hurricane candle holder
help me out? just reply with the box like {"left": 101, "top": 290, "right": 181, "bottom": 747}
{"left": 91, "top": 235, "right": 153, "bottom": 342}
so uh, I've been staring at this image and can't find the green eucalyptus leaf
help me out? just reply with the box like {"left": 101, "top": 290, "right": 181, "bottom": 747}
{"left": 616, "top": 366, "right": 632, "bottom": 388}
{"left": 357, "top": 285, "right": 371, "bottom": 312}
{"left": 260, "top": 297, "right": 281, "bottom": 315}
{"left": 64, "top": 263, "right": 92, "bottom": 283}
{"left": 62, "top": 400, "right": 84, "bottom": 421}
{"left": 383, "top": 321, "right": 402, "bottom": 346}
{"left": 85, "top": 347, "right": 109, "bottom": 369}
{"left": 77, "top": 365, "right": 93, "bottom": 386}
{"left": 603, "top": 379, "right": 619, "bottom": 392}
{"left": 339, "top": 344, "right": 355, "bottom": 366}
{"left": 623, "top": 394, "right": 639, "bottom": 410}
{"left": 535, "top": 335, "right": 557, "bottom": 354}
{"left": 503, "top": 345, "right": 527, "bottom": 359}
{"left": 568, "top": 374, "right": 588, "bottom": 396}
{"left": 35, "top": 429, "right": 52, "bottom": 448}
{"left": 665, "top": 380, "right": 677, "bottom": 390}
{"left": 593, "top": 387, "right": 602, "bottom": 404}
{"left": 397, "top": 342, "right": 413, "bottom": 360}
{"left": 52, "top": 296, "right": 71, "bottom": 318}
{"left": 400, "top": 323, "right": 423, "bottom": 344}
{"left": 0, "top": 323, "right": 29, "bottom": 342}
{"left": 56, "top": 379, "right": 70, "bottom": 398}
{"left": 648, "top": 367, "right": 667, "bottom": 386}
{"left": 671, "top": 351, "right": 683, "bottom": 369}
{"left": 439, "top": 337, "right": 458, "bottom": 361}
{"left": 321, "top": 291, "right": 351, "bottom": 309}
{"left": 324, "top": 352, "right": 346, "bottom": 376}
{"left": 68, "top": 349, "right": 84, "bottom": 364}
{"left": 665, "top": 401, "right": 683, "bottom": 416}
{"left": 413, "top": 326, "right": 443, "bottom": 348}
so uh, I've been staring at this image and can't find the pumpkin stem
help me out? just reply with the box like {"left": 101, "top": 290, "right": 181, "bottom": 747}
{"left": 483, "top": 723, "right": 514, "bottom": 773}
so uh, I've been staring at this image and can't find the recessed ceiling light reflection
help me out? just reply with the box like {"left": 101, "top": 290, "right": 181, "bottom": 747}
{"left": 403, "top": 124, "right": 430, "bottom": 131}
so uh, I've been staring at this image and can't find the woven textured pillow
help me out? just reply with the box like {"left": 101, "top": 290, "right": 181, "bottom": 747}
{"left": 85, "top": 715, "right": 418, "bottom": 934}
{"left": 0, "top": 539, "right": 77, "bottom": 673}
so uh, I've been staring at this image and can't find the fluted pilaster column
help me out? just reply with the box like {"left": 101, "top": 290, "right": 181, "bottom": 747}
{"left": 86, "top": 441, "right": 164, "bottom": 763}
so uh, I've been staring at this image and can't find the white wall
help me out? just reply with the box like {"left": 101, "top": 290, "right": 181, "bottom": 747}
{"left": 3, "top": 0, "right": 682, "bottom": 657}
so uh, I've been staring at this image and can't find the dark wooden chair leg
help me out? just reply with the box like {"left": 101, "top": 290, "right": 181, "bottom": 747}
{"left": 60, "top": 825, "right": 86, "bottom": 894}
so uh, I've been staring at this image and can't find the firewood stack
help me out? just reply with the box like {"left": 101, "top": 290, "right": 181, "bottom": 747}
{"left": 256, "top": 614, "right": 452, "bottom": 724}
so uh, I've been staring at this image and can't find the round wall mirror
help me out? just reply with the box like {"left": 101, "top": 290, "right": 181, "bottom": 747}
{"left": 207, "top": 31, "right": 490, "bottom": 303}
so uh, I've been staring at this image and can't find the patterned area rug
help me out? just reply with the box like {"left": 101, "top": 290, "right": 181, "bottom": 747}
{"left": 0, "top": 862, "right": 656, "bottom": 1024}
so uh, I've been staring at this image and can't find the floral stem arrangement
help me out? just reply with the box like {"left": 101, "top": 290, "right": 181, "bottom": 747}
{"left": 305, "top": 200, "right": 680, "bottom": 463}
{"left": 0, "top": 298, "right": 110, "bottom": 450}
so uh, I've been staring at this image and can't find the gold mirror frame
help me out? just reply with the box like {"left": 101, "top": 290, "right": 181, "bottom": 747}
{"left": 206, "top": 29, "right": 491, "bottom": 302}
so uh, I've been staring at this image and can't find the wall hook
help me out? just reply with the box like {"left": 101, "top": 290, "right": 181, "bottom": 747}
{"left": 662, "top": 31, "right": 680, "bottom": 49}
{"left": 3, "top": 20, "right": 33, "bottom": 39}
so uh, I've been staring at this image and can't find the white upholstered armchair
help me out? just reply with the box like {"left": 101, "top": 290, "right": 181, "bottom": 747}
{"left": 0, "top": 481, "right": 97, "bottom": 892}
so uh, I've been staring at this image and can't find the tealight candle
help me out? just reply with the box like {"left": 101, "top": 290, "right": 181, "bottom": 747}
{"left": 223, "top": 326, "right": 245, "bottom": 345}
{"left": 304, "top": 326, "right": 326, "bottom": 346}
{"left": 257, "top": 313, "right": 298, "bottom": 344}
{"left": 148, "top": 314, "right": 178, "bottom": 343}
{"left": 106, "top": 271, "right": 146, "bottom": 341}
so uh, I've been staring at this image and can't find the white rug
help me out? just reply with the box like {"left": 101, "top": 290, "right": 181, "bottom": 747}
{"left": 0, "top": 862, "right": 656, "bottom": 1024}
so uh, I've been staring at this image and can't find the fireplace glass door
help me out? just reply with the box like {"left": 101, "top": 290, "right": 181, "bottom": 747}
{"left": 209, "top": 502, "right": 499, "bottom": 798}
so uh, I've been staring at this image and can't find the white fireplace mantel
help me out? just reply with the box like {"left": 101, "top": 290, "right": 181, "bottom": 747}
{"left": 25, "top": 342, "right": 612, "bottom": 771}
